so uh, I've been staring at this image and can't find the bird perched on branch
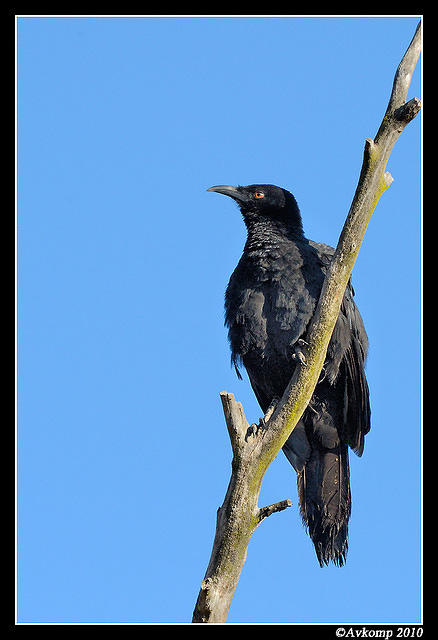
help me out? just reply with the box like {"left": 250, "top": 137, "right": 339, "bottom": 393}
{"left": 208, "top": 183, "right": 371, "bottom": 567}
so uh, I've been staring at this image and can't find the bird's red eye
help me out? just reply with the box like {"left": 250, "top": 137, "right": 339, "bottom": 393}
{"left": 254, "top": 192, "right": 265, "bottom": 199}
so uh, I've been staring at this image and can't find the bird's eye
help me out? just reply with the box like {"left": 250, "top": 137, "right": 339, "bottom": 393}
{"left": 254, "top": 192, "right": 265, "bottom": 199}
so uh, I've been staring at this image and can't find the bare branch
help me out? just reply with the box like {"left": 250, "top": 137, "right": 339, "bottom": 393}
{"left": 386, "top": 21, "right": 422, "bottom": 115}
{"left": 375, "top": 20, "right": 422, "bottom": 144}
{"left": 257, "top": 500, "right": 293, "bottom": 525}
{"left": 219, "top": 391, "right": 249, "bottom": 455}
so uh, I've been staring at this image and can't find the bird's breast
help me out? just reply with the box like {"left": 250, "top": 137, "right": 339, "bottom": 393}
{"left": 225, "top": 252, "right": 319, "bottom": 363}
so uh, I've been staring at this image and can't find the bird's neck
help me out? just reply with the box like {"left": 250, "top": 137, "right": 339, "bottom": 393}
{"left": 243, "top": 216, "right": 304, "bottom": 252}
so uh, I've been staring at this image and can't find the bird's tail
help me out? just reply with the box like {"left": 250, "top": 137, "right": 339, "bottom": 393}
{"left": 297, "top": 443, "right": 351, "bottom": 567}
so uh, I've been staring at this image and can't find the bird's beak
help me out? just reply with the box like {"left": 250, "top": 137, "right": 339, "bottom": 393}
{"left": 207, "top": 185, "right": 249, "bottom": 203}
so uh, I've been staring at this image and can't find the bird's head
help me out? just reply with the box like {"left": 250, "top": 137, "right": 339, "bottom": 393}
{"left": 207, "top": 183, "right": 303, "bottom": 237}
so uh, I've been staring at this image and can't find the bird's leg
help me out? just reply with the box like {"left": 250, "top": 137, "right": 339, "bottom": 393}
{"left": 291, "top": 338, "right": 308, "bottom": 366}
{"left": 245, "top": 396, "right": 280, "bottom": 441}
{"left": 318, "top": 363, "right": 328, "bottom": 384}
{"left": 245, "top": 423, "right": 258, "bottom": 440}
{"left": 264, "top": 395, "right": 280, "bottom": 423}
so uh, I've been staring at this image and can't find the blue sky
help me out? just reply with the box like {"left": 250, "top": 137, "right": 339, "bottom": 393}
{"left": 17, "top": 15, "right": 422, "bottom": 624}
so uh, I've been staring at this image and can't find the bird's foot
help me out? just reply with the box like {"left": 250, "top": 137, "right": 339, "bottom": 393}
{"left": 317, "top": 362, "right": 328, "bottom": 384}
{"left": 245, "top": 396, "right": 279, "bottom": 441}
{"left": 291, "top": 338, "right": 308, "bottom": 366}
{"left": 264, "top": 396, "right": 280, "bottom": 422}
{"left": 245, "top": 419, "right": 265, "bottom": 441}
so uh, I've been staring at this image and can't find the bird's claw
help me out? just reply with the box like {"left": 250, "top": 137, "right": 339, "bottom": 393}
{"left": 245, "top": 396, "right": 280, "bottom": 441}
{"left": 318, "top": 362, "right": 328, "bottom": 383}
{"left": 291, "top": 338, "right": 308, "bottom": 366}
{"left": 245, "top": 423, "right": 257, "bottom": 440}
{"left": 245, "top": 417, "right": 266, "bottom": 441}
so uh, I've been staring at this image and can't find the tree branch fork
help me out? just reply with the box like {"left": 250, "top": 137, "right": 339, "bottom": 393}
{"left": 192, "top": 20, "right": 421, "bottom": 624}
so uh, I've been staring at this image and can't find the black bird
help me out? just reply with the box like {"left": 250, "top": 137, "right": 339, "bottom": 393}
{"left": 208, "top": 183, "right": 371, "bottom": 567}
